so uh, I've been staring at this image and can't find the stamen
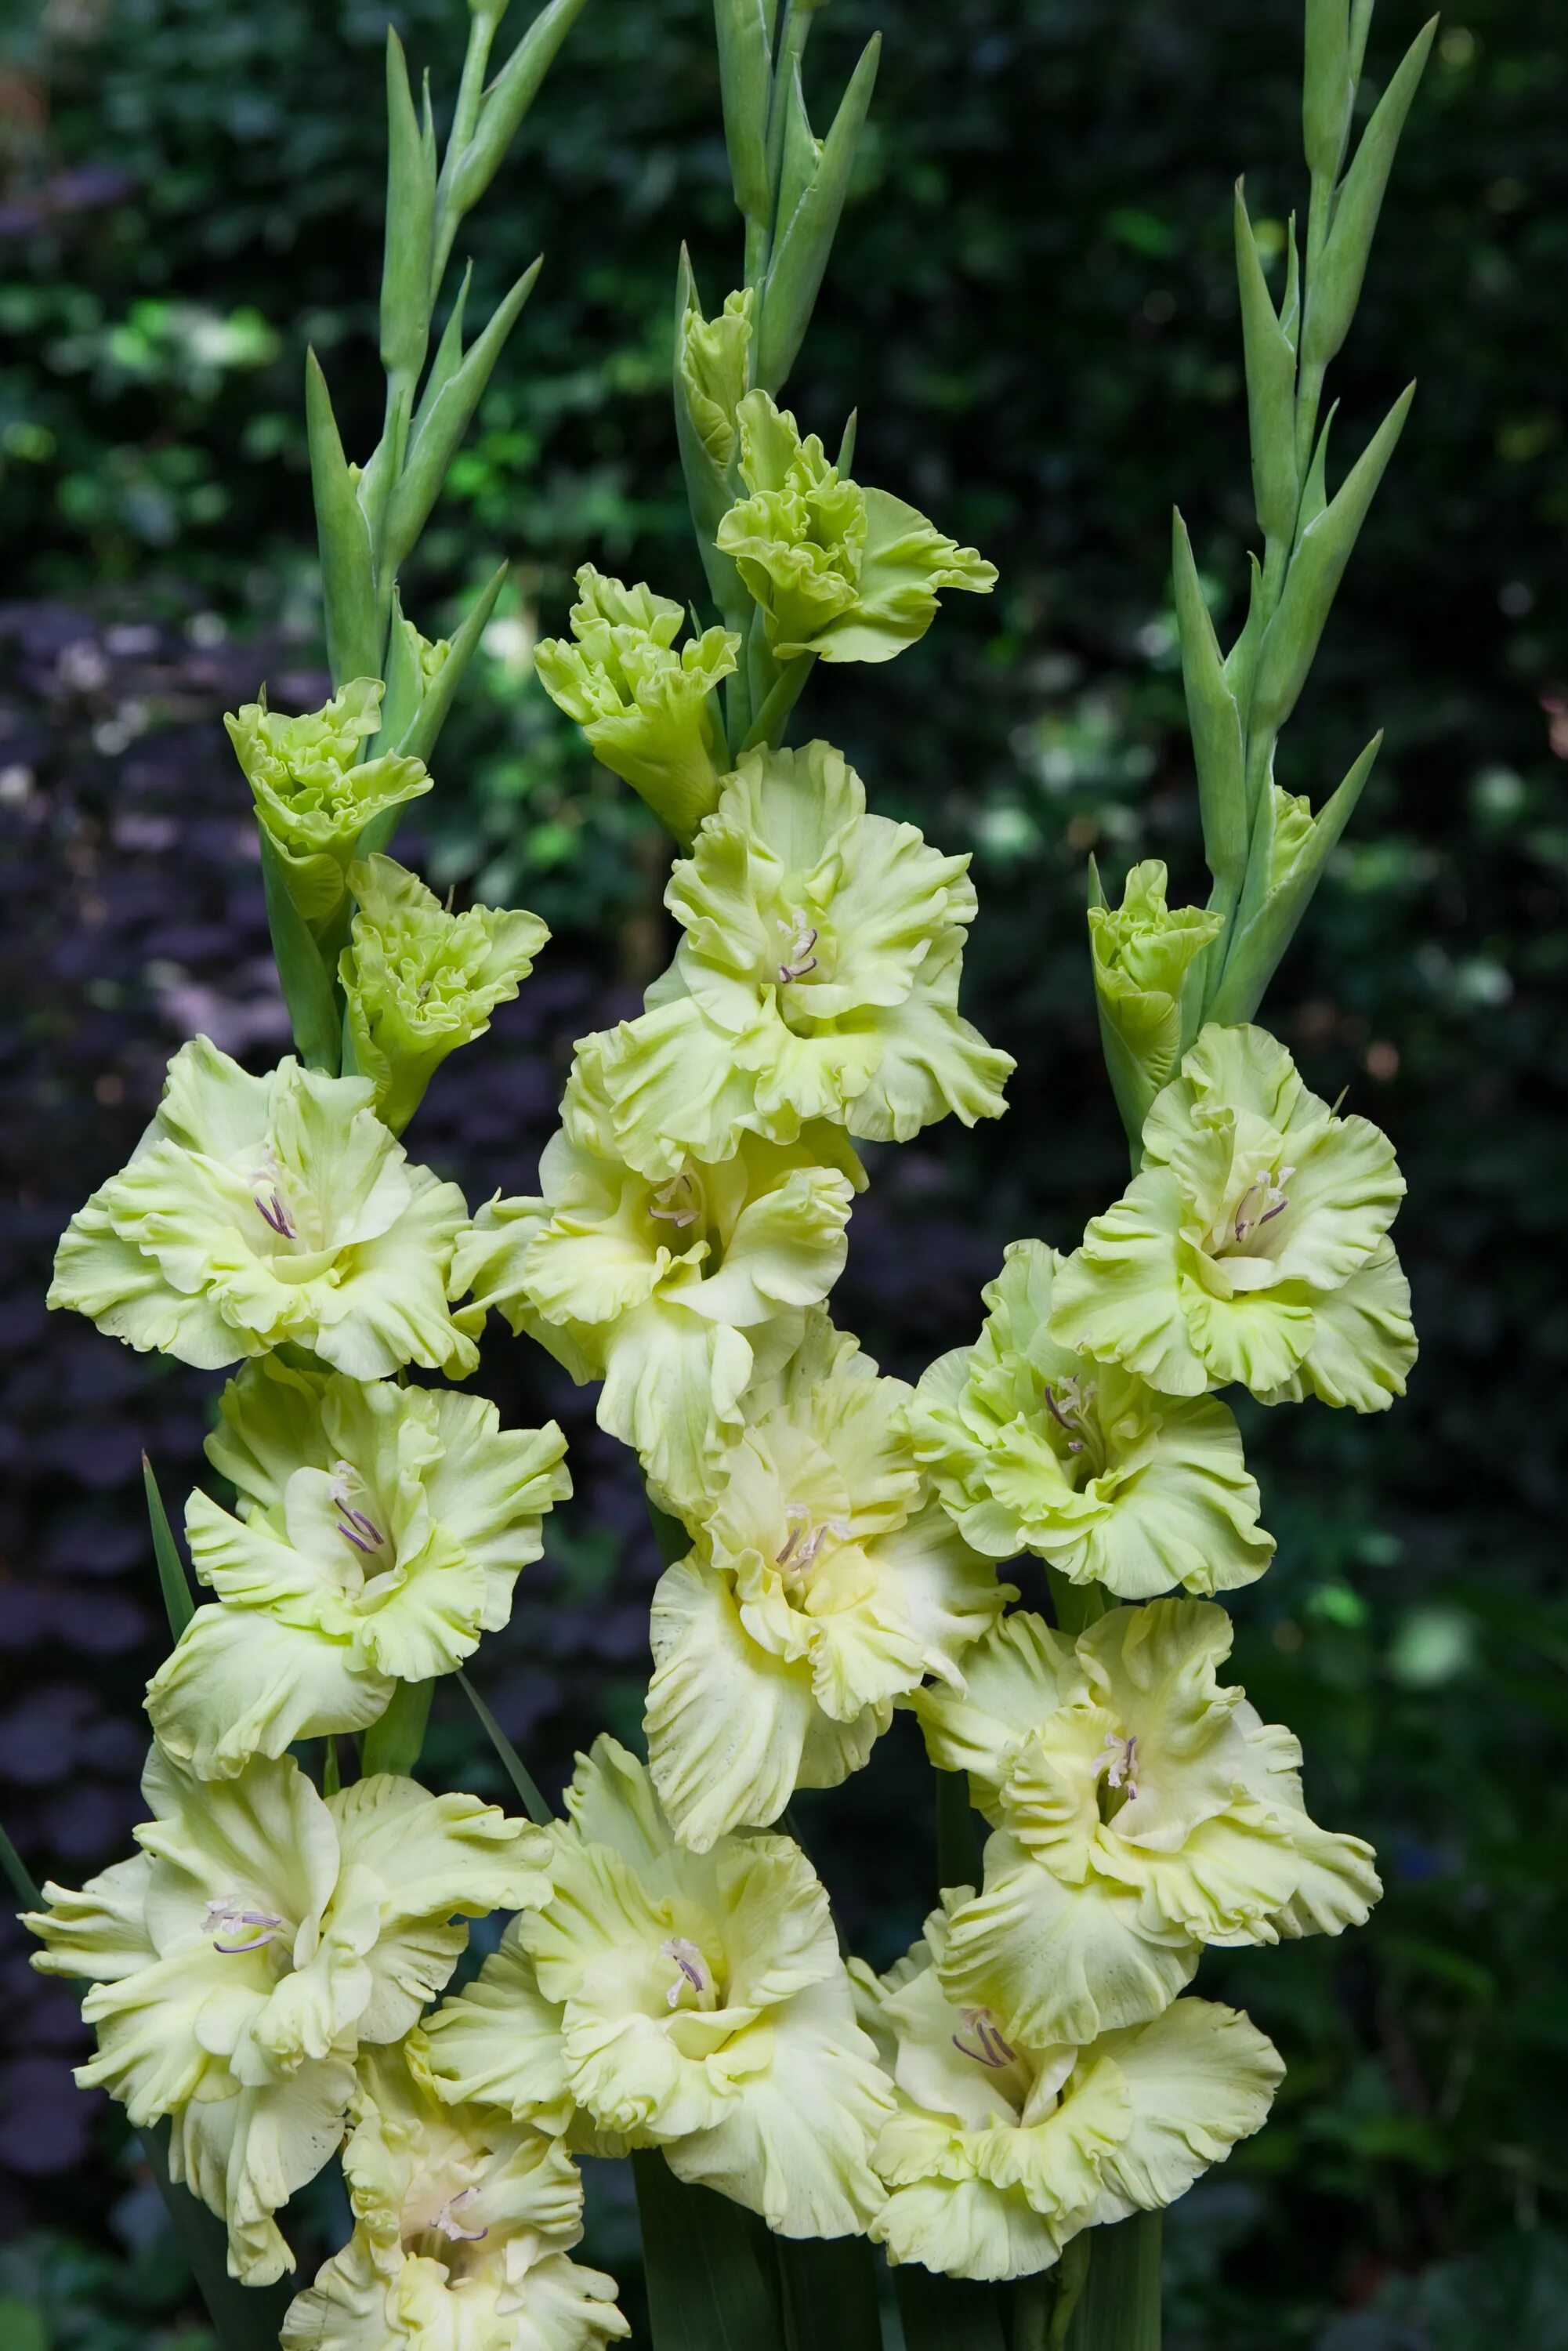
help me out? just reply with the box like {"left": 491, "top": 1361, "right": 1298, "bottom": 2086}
{"left": 650, "top": 1175, "right": 700, "bottom": 1229}
{"left": 776, "top": 918, "right": 820, "bottom": 985}
{"left": 254, "top": 1191, "right": 296, "bottom": 1239}
{"left": 328, "top": 1463, "right": 385, "bottom": 1554}
{"left": 1234, "top": 1166, "right": 1293, "bottom": 1244}
{"left": 1098, "top": 1732, "right": 1139, "bottom": 1800}
{"left": 433, "top": 2186, "right": 487, "bottom": 2244}
{"left": 951, "top": 2007, "right": 1018, "bottom": 2069}
{"left": 776, "top": 1503, "right": 809, "bottom": 1569}
{"left": 776, "top": 1511, "right": 849, "bottom": 1577}
{"left": 659, "top": 1936, "right": 708, "bottom": 2008}
{"left": 204, "top": 1899, "right": 285, "bottom": 1955}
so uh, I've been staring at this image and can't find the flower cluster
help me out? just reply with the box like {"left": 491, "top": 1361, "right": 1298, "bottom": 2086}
{"left": 27, "top": 0, "right": 1428, "bottom": 2330}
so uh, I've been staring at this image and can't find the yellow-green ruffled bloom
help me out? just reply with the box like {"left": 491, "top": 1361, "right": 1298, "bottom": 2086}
{"left": 714, "top": 391, "right": 996, "bottom": 664}
{"left": 281, "top": 2040, "right": 628, "bottom": 2351}
{"left": 25, "top": 1749, "right": 549, "bottom": 2285}
{"left": 1051, "top": 1023, "right": 1415, "bottom": 1409}
{"left": 904, "top": 1241, "right": 1273, "bottom": 1599}
{"left": 340, "top": 854, "right": 549, "bottom": 1133}
{"left": 913, "top": 1603, "right": 1381, "bottom": 2047}
{"left": 454, "top": 1044, "right": 862, "bottom": 1515}
{"left": 533, "top": 567, "right": 740, "bottom": 842}
{"left": 226, "top": 679, "right": 432, "bottom": 925}
{"left": 853, "top": 1897, "right": 1280, "bottom": 2282}
{"left": 1089, "top": 860, "right": 1224, "bottom": 1136}
{"left": 48, "top": 1037, "right": 478, "bottom": 1378}
{"left": 647, "top": 1311, "right": 1013, "bottom": 1852}
{"left": 592, "top": 741, "right": 1014, "bottom": 1179}
{"left": 423, "top": 1737, "right": 894, "bottom": 2240}
{"left": 147, "top": 1358, "right": 569, "bottom": 1777}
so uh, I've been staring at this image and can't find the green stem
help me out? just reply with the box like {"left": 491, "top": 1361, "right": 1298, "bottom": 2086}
{"left": 739, "top": 652, "right": 814, "bottom": 752}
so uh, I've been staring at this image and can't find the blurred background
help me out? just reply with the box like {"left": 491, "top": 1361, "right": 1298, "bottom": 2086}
{"left": 0, "top": 0, "right": 1564, "bottom": 2342}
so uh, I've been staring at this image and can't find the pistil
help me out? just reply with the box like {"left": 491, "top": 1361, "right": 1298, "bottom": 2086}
{"left": 204, "top": 1898, "right": 286, "bottom": 1955}
{"left": 650, "top": 1172, "right": 701, "bottom": 1230}
{"left": 433, "top": 2186, "right": 488, "bottom": 2244}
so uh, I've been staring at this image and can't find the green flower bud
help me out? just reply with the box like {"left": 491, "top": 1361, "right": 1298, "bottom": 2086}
{"left": 226, "top": 679, "right": 432, "bottom": 926}
{"left": 677, "top": 285, "right": 755, "bottom": 471}
{"left": 715, "top": 390, "right": 995, "bottom": 664}
{"left": 341, "top": 854, "right": 549, "bottom": 1132}
{"left": 534, "top": 567, "right": 741, "bottom": 842}
{"left": 1088, "top": 860, "right": 1222, "bottom": 1139}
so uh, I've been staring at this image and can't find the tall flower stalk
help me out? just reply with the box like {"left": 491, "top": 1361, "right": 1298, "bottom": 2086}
{"left": 8, "top": 4, "right": 1433, "bottom": 2348}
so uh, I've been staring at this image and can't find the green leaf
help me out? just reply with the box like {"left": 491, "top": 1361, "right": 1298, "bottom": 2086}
{"left": 936, "top": 1763, "right": 983, "bottom": 1893}
{"left": 1208, "top": 730, "right": 1381, "bottom": 1023}
{"left": 380, "top": 29, "right": 436, "bottom": 379}
{"left": 1248, "top": 382, "right": 1414, "bottom": 735}
{"left": 384, "top": 261, "right": 541, "bottom": 572}
{"left": 0, "top": 1813, "right": 42, "bottom": 1911}
{"left": 632, "top": 2149, "right": 789, "bottom": 2351}
{"left": 893, "top": 2269, "right": 1009, "bottom": 2351}
{"left": 360, "top": 1677, "right": 433, "bottom": 1778}
{"left": 140, "top": 2114, "right": 296, "bottom": 2351}
{"left": 258, "top": 831, "right": 344, "bottom": 1072}
{"left": 305, "top": 351, "right": 378, "bottom": 688}
{"left": 1171, "top": 509, "right": 1247, "bottom": 895}
{"left": 1063, "top": 2214, "right": 1161, "bottom": 2351}
{"left": 143, "top": 1451, "right": 194, "bottom": 1639}
{"left": 446, "top": 0, "right": 591, "bottom": 223}
{"left": 755, "top": 34, "right": 880, "bottom": 394}
{"left": 1233, "top": 183, "right": 1300, "bottom": 545}
{"left": 774, "top": 2234, "right": 882, "bottom": 2351}
{"left": 458, "top": 1669, "right": 553, "bottom": 1826}
{"left": 1302, "top": 16, "right": 1437, "bottom": 372}
{"left": 714, "top": 0, "right": 780, "bottom": 223}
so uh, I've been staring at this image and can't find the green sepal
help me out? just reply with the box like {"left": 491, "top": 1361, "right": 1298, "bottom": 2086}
{"left": 1063, "top": 2214, "right": 1161, "bottom": 2351}
{"left": 1208, "top": 730, "right": 1382, "bottom": 1023}
{"left": 458, "top": 1669, "right": 553, "bottom": 1826}
{"left": 380, "top": 29, "right": 436, "bottom": 379}
{"left": 714, "top": 0, "right": 780, "bottom": 224}
{"left": 1248, "top": 382, "right": 1414, "bottom": 734}
{"left": 775, "top": 56, "right": 821, "bottom": 245}
{"left": 444, "top": 0, "right": 591, "bottom": 225}
{"left": 258, "top": 830, "right": 344, "bottom": 1072}
{"left": 393, "top": 563, "right": 509, "bottom": 769}
{"left": 383, "top": 259, "right": 542, "bottom": 573}
{"left": 837, "top": 407, "right": 858, "bottom": 473}
{"left": 774, "top": 2236, "right": 881, "bottom": 2351}
{"left": 1295, "top": 399, "right": 1337, "bottom": 544}
{"left": 755, "top": 34, "right": 880, "bottom": 395}
{"left": 1280, "top": 212, "right": 1302, "bottom": 350}
{"left": 1301, "top": 16, "right": 1437, "bottom": 373}
{"left": 305, "top": 351, "right": 378, "bottom": 688}
{"left": 1172, "top": 509, "right": 1248, "bottom": 894}
{"left": 375, "top": 589, "right": 429, "bottom": 754}
{"left": 672, "top": 253, "right": 751, "bottom": 616}
{"left": 361, "top": 1677, "right": 434, "bottom": 1778}
{"left": 632, "top": 2149, "right": 789, "bottom": 2351}
{"left": 1222, "top": 551, "right": 1266, "bottom": 719}
{"left": 1233, "top": 183, "right": 1300, "bottom": 546}
{"left": 143, "top": 1452, "right": 194, "bottom": 1639}
{"left": 418, "top": 267, "right": 474, "bottom": 437}
{"left": 893, "top": 2270, "right": 1009, "bottom": 2351}
{"left": 1349, "top": 0, "right": 1376, "bottom": 84}
{"left": 0, "top": 1813, "right": 41, "bottom": 1912}
{"left": 1302, "top": 0, "right": 1355, "bottom": 180}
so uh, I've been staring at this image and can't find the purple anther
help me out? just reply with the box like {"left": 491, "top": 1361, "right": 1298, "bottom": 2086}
{"left": 951, "top": 2009, "right": 1018, "bottom": 2069}
{"left": 434, "top": 2187, "right": 488, "bottom": 2244}
{"left": 255, "top": 1191, "right": 297, "bottom": 1239}
{"left": 335, "top": 1507, "right": 385, "bottom": 1555}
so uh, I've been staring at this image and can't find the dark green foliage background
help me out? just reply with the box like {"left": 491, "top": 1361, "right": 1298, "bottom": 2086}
{"left": 1, "top": 0, "right": 1565, "bottom": 2342}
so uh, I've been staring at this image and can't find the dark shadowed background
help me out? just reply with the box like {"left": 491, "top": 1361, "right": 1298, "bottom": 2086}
{"left": 1, "top": 0, "right": 1566, "bottom": 2342}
